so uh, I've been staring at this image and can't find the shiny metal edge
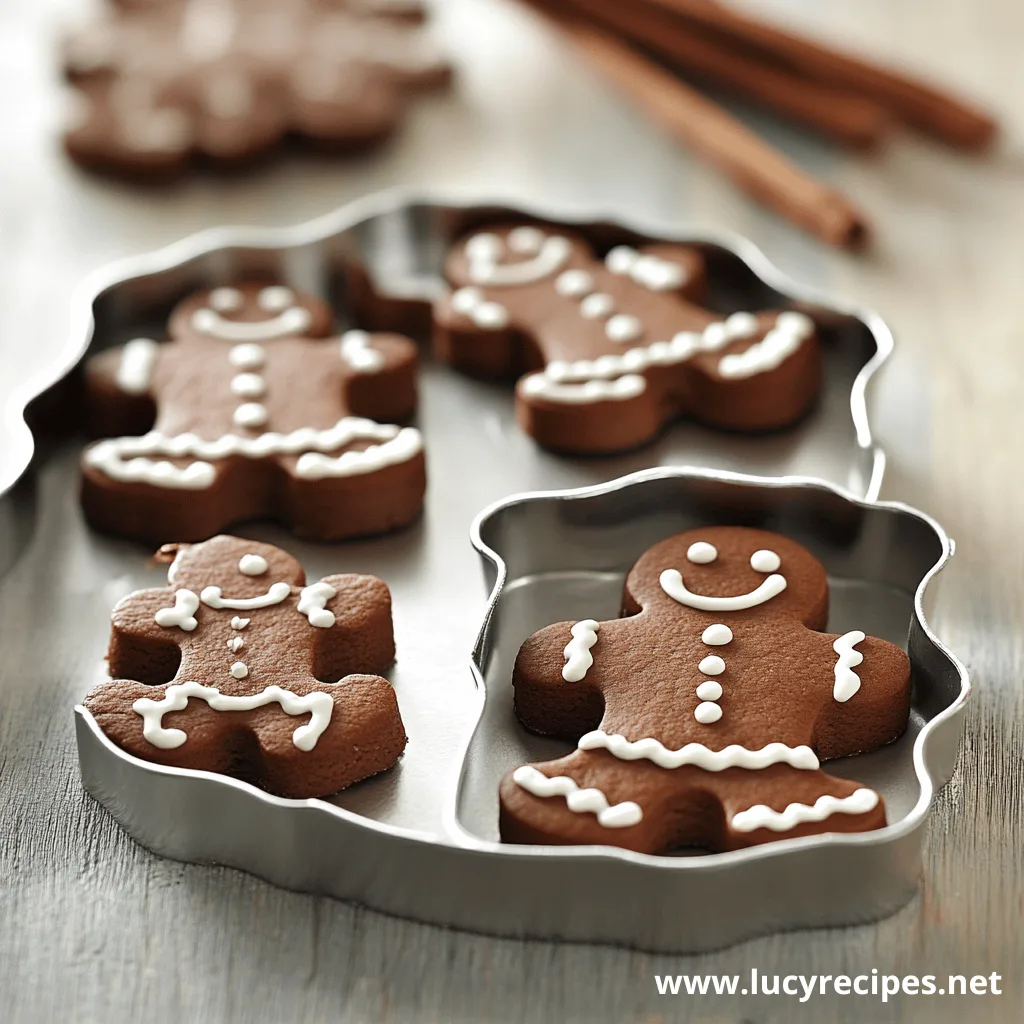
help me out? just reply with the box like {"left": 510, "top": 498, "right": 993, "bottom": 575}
{"left": 73, "top": 467, "right": 968, "bottom": 953}
{"left": 2, "top": 188, "right": 891, "bottom": 500}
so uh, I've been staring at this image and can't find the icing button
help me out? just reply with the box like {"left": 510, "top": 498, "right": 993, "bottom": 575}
{"left": 701, "top": 623, "right": 733, "bottom": 646}
{"left": 694, "top": 702, "right": 723, "bottom": 724}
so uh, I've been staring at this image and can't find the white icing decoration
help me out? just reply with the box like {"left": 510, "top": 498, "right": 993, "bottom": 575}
{"left": 833, "top": 630, "right": 866, "bottom": 702}
{"left": 228, "top": 343, "right": 265, "bottom": 369}
{"left": 605, "top": 314, "right": 643, "bottom": 343}
{"left": 660, "top": 568, "right": 787, "bottom": 611}
{"left": 295, "top": 426, "right": 422, "bottom": 480}
{"left": 512, "top": 766, "right": 642, "bottom": 828}
{"left": 578, "top": 732, "right": 820, "bottom": 771}
{"left": 580, "top": 293, "right": 615, "bottom": 319}
{"left": 698, "top": 655, "right": 725, "bottom": 675}
{"left": 465, "top": 232, "right": 571, "bottom": 286}
{"left": 695, "top": 680, "right": 723, "bottom": 701}
{"left": 116, "top": 338, "right": 159, "bottom": 394}
{"left": 750, "top": 549, "right": 781, "bottom": 573}
{"left": 230, "top": 661, "right": 249, "bottom": 680}
{"left": 731, "top": 788, "right": 879, "bottom": 834}
{"left": 230, "top": 616, "right": 250, "bottom": 630}
{"left": 554, "top": 269, "right": 593, "bottom": 297}
{"left": 238, "top": 554, "right": 268, "bottom": 576}
{"left": 297, "top": 582, "right": 337, "bottom": 628}
{"left": 605, "top": 246, "right": 687, "bottom": 291}
{"left": 694, "top": 701, "right": 723, "bottom": 724}
{"left": 200, "top": 581, "right": 291, "bottom": 610}
{"left": 230, "top": 373, "right": 267, "bottom": 398}
{"left": 686, "top": 541, "right": 717, "bottom": 564}
{"left": 191, "top": 305, "right": 312, "bottom": 341}
{"left": 717, "top": 311, "right": 814, "bottom": 380}
{"left": 562, "top": 619, "right": 599, "bottom": 682}
{"left": 701, "top": 623, "right": 733, "bottom": 646}
{"left": 84, "top": 419, "right": 423, "bottom": 490}
{"left": 450, "top": 286, "right": 510, "bottom": 330}
{"left": 133, "top": 682, "right": 334, "bottom": 751}
{"left": 520, "top": 373, "right": 646, "bottom": 404}
{"left": 227, "top": 636, "right": 244, "bottom": 653}
{"left": 257, "top": 286, "right": 295, "bottom": 312}
{"left": 210, "top": 288, "right": 243, "bottom": 313}
{"left": 233, "top": 402, "right": 269, "bottom": 429}
{"left": 544, "top": 331, "right": 699, "bottom": 383}
{"left": 340, "top": 330, "right": 385, "bottom": 372}
{"left": 154, "top": 589, "right": 200, "bottom": 631}
{"left": 507, "top": 226, "right": 545, "bottom": 254}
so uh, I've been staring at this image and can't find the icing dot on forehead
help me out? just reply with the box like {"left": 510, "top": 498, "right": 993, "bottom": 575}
{"left": 507, "top": 226, "right": 545, "bottom": 255}
{"left": 209, "top": 287, "right": 243, "bottom": 313}
{"left": 701, "top": 623, "right": 733, "bottom": 646}
{"left": 238, "top": 553, "right": 268, "bottom": 576}
{"left": 698, "top": 655, "right": 725, "bottom": 675}
{"left": 686, "top": 541, "right": 717, "bottom": 564}
{"left": 750, "top": 549, "right": 782, "bottom": 572}
{"left": 258, "top": 285, "right": 296, "bottom": 312}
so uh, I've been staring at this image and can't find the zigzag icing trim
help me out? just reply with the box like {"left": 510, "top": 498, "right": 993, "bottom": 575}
{"left": 85, "top": 418, "right": 422, "bottom": 490}
{"left": 577, "top": 731, "right": 819, "bottom": 771}
{"left": 512, "top": 765, "right": 642, "bottom": 828}
{"left": 731, "top": 788, "right": 879, "bottom": 833}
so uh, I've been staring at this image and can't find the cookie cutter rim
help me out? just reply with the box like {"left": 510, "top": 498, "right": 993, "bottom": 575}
{"left": 2, "top": 187, "right": 891, "bottom": 500}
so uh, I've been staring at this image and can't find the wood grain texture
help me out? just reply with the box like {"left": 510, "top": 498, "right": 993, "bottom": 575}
{"left": 1, "top": 0, "right": 1022, "bottom": 1021}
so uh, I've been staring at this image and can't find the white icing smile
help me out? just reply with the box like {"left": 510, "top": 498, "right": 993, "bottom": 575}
{"left": 191, "top": 304, "right": 312, "bottom": 341}
{"left": 200, "top": 581, "right": 291, "bottom": 610}
{"left": 660, "top": 568, "right": 787, "bottom": 611}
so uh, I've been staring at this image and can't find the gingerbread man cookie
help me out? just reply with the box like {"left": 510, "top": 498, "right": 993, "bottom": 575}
{"left": 62, "top": 0, "right": 451, "bottom": 179}
{"left": 83, "top": 535, "right": 406, "bottom": 798}
{"left": 433, "top": 224, "right": 821, "bottom": 453}
{"left": 81, "top": 282, "right": 426, "bottom": 543}
{"left": 500, "top": 526, "right": 911, "bottom": 853}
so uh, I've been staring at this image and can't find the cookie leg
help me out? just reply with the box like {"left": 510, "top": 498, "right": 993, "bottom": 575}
{"left": 716, "top": 767, "right": 885, "bottom": 851}
{"left": 515, "top": 376, "right": 663, "bottom": 454}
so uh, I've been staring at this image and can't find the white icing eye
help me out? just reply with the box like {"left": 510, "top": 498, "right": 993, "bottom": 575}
{"left": 258, "top": 286, "right": 295, "bottom": 312}
{"left": 750, "top": 549, "right": 781, "bottom": 573}
{"left": 465, "top": 233, "right": 502, "bottom": 263}
{"left": 605, "top": 245, "right": 639, "bottom": 275}
{"left": 686, "top": 541, "right": 717, "bottom": 564}
{"left": 238, "top": 553, "right": 268, "bottom": 576}
{"left": 507, "top": 226, "right": 545, "bottom": 255}
{"left": 209, "top": 287, "right": 243, "bottom": 313}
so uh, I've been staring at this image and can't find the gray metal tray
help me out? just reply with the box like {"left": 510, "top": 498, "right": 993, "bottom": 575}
{"left": 1, "top": 194, "right": 966, "bottom": 952}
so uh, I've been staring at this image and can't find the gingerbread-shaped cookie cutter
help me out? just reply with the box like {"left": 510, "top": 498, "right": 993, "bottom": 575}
{"left": 0, "top": 193, "right": 960, "bottom": 951}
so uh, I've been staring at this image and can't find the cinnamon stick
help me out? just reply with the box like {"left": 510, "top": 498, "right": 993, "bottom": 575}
{"left": 643, "top": 0, "right": 997, "bottom": 149}
{"left": 548, "top": 0, "right": 891, "bottom": 150}
{"left": 535, "top": 12, "right": 869, "bottom": 249}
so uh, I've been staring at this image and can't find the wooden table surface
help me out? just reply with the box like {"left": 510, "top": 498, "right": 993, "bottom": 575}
{"left": 1, "top": 1, "right": 1021, "bottom": 1021}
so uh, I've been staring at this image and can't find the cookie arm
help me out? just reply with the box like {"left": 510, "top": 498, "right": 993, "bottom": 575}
{"left": 107, "top": 587, "right": 187, "bottom": 685}
{"left": 84, "top": 343, "right": 160, "bottom": 438}
{"left": 813, "top": 632, "right": 912, "bottom": 760}
{"left": 339, "top": 331, "right": 419, "bottom": 422}
{"left": 513, "top": 620, "right": 606, "bottom": 740}
{"left": 307, "top": 574, "right": 396, "bottom": 681}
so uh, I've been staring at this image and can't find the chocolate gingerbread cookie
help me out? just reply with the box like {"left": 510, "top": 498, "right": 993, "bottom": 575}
{"left": 500, "top": 526, "right": 911, "bottom": 853}
{"left": 433, "top": 223, "right": 821, "bottom": 453}
{"left": 81, "top": 281, "right": 425, "bottom": 543}
{"left": 83, "top": 534, "right": 406, "bottom": 798}
{"left": 62, "top": 0, "right": 451, "bottom": 179}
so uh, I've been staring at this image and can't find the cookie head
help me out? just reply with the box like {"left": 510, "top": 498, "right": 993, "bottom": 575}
{"left": 160, "top": 535, "right": 307, "bottom": 597}
{"left": 169, "top": 283, "right": 334, "bottom": 343}
{"left": 625, "top": 526, "right": 828, "bottom": 627}
{"left": 446, "top": 225, "right": 594, "bottom": 290}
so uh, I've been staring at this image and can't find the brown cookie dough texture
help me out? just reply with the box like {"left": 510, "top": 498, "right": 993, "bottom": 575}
{"left": 83, "top": 534, "right": 406, "bottom": 798}
{"left": 62, "top": 0, "right": 451, "bottom": 179}
{"left": 432, "top": 223, "right": 822, "bottom": 453}
{"left": 80, "top": 281, "right": 425, "bottom": 543}
{"left": 500, "top": 526, "right": 912, "bottom": 854}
